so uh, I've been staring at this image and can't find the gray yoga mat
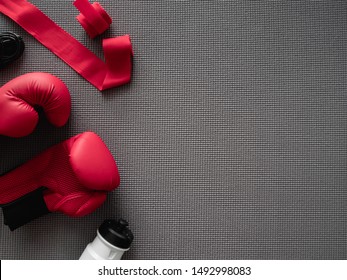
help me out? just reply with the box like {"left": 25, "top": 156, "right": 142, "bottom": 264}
{"left": 0, "top": 0, "right": 346, "bottom": 259}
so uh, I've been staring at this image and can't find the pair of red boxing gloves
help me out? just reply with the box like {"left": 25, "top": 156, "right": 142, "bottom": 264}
{"left": 0, "top": 72, "right": 120, "bottom": 230}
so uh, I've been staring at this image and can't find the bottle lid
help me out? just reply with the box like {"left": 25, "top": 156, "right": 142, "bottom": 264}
{"left": 98, "top": 219, "right": 134, "bottom": 249}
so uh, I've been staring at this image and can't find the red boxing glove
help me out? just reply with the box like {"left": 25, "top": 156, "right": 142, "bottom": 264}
{"left": 0, "top": 131, "right": 120, "bottom": 230}
{"left": 0, "top": 72, "right": 71, "bottom": 137}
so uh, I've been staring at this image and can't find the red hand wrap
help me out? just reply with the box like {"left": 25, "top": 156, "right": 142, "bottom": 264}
{"left": 74, "top": 0, "right": 112, "bottom": 38}
{"left": 0, "top": 0, "right": 133, "bottom": 91}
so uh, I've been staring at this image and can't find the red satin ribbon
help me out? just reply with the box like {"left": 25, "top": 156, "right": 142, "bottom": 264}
{"left": 74, "top": 0, "right": 112, "bottom": 38}
{"left": 0, "top": 0, "right": 133, "bottom": 91}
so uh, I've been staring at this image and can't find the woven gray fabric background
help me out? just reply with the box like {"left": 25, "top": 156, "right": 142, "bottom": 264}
{"left": 0, "top": 0, "right": 346, "bottom": 259}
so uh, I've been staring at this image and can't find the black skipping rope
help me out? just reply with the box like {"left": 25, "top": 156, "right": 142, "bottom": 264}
{"left": 0, "top": 31, "right": 25, "bottom": 69}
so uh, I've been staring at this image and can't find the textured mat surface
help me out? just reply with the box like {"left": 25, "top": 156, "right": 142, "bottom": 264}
{"left": 0, "top": 0, "right": 346, "bottom": 259}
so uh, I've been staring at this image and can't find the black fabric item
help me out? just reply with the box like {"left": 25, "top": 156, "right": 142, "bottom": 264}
{"left": 0, "top": 187, "right": 49, "bottom": 231}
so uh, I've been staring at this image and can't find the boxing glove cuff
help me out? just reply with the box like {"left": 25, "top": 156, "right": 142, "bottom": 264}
{"left": 1, "top": 187, "right": 49, "bottom": 231}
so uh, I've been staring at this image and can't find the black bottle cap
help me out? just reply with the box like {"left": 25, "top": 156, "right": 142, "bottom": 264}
{"left": 98, "top": 219, "right": 134, "bottom": 249}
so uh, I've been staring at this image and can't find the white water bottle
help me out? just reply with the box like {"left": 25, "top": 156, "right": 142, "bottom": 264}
{"left": 79, "top": 219, "right": 134, "bottom": 260}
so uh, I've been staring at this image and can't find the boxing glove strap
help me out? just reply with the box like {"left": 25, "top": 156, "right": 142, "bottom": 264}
{"left": 0, "top": 0, "right": 133, "bottom": 91}
{"left": 0, "top": 187, "right": 49, "bottom": 231}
